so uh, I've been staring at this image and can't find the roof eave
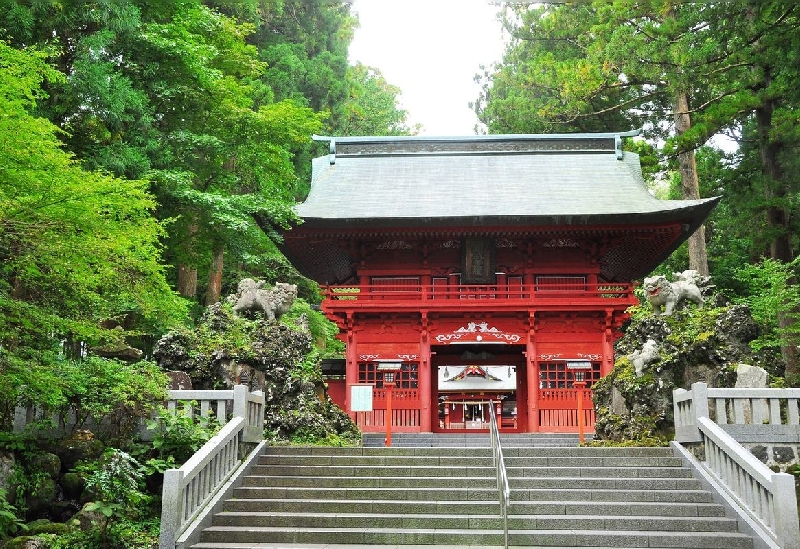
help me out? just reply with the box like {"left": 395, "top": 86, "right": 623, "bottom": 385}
{"left": 294, "top": 198, "right": 721, "bottom": 232}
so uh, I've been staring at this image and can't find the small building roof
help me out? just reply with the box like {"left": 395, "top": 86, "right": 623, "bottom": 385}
{"left": 296, "top": 133, "right": 718, "bottom": 230}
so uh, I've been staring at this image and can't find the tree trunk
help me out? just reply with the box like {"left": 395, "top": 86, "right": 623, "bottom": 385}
{"left": 205, "top": 245, "right": 224, "bottom": 306}
{"left": 673, "top": 91, "right": 710, "bottom": 276}
{"left": 177, "top": 222, "right": 199, "bottom": 298}
{"left": 755, "top": 90, "right": 797, "bottom": 377}
{"left": 177, "top": 265, "right": 198, "bottom": 298}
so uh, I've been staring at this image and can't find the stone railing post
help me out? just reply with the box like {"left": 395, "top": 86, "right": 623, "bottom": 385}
{"left": 691, "top": 382, "right": 709, "bottom": 418}
{"left": 159, "top": 468, "right": 184, "bottom": 549}
{"left": 674, "top": 382, "right": 709, "bottom": 443}
{"left": 232, "top": 385, "right": 247, "bottom": 420}
{"left": 773, "top": 472, "right": 800, "bottom": 549}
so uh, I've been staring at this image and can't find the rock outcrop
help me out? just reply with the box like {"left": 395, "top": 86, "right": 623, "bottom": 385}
{"left": 593, "top": 302, "right": 781, "bottom": 442}
{"left": 153, "top": 280, "right": 357, "bottom": 442}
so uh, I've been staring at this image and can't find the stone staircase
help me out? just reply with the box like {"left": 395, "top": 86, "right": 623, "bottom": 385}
{"left": 189, "top": 435, "right": 755, "bottom": 549}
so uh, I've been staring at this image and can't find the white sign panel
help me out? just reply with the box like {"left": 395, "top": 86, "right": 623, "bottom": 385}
{"left": 350, "top": 384, "right": 374, "bottom": 412}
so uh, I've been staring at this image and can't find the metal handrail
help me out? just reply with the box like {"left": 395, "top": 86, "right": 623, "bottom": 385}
{"left": 488, "top": 400, "right": 511, "bottom": 549}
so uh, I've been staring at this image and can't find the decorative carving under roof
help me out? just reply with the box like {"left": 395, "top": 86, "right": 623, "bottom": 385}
{"left": 542, "top": 238, "right": 580, "bottom": 248}
{"left": 377, "top": 240, "right": 413, "bottom": 250}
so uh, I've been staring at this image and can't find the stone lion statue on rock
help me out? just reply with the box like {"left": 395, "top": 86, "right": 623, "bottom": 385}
{"left": 628, "top": 339, "right": 659, "bottom": 376}
{"left": 230, "top": 279, "right": 297, "bottom": 320}
{"left": 643, "top": 272, "right": 704, "bottom": 316}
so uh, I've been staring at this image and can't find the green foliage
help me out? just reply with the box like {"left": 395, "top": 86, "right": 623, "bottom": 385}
{"left": 145, "top": 406, "right": 220, "bottom": 464}
{"left": 50, "top": 359, "right": 168, "bottom": 443}
{"left": 586, "top": 435, "right": 669, "bottom": 448}
{"left": 76, "top": 448, "right": 150, "bottom": 546}
{"left": 80, "top": 449, "right": 147, "bottom": 510}
{"left": 289, "top": 428, "right": 359, "bottom": 447}
{"left": 0, "top": 41, "right": 188, "bottom": 379}
{"left": 335, "top": 63, "right": 419, "bottom": 136}
{"left": 0, "top": 489, "right": 26, "bottom": 539}
{"left": 663, "top": 307, "right": 726, "bottom": 349}
{"left": 731, "top": 258, "right": 800, "bottom": 352}
{"left": 44, "top": 516, "right": 159, "bottom": 549}
{"left": 0, "top": 356, "right": 167, "bottom": 439}
{"left": 281, "top": 298, "right": 344, "bottom": 357}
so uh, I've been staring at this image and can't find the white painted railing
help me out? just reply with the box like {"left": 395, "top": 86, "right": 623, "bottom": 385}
{"left": 674, "top": 382, "right": 799, "bottom": 549}
{"left": 159, "top": 385, "right": 264, "bottom": 549}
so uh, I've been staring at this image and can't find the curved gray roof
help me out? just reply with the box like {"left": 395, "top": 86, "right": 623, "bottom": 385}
{"left": 284, "top": 133, "right": 720, "bottom": 284}
{"left": 297, "top": 134, "right": 718, "bottom": 229}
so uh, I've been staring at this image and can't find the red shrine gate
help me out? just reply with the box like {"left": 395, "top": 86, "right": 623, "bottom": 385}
{"left": 282, "top": 132, "right": 719, "bottom": 435}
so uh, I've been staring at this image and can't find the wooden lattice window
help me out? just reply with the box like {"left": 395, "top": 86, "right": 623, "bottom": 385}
{"left": 535, "top": 276, "right": 587, "bottom": 291}
{"left": 538, "top": 361, "right": 601, "bottom": 389}
{"left": 358, "top": 362, "right": 419, "bottom": 389}
{"left": 370, "top": 277, "right": 420, "bottom": 292}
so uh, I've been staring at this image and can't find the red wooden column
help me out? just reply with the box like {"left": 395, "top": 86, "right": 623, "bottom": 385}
{"left": 344, "top": 314, "right": 358, "bottom": 420}
{"left": 526, "top": 314, "right": 539, "bottom": 432}
{"left": 602, "top": 310, "right": 615, "bottom": 376}
{"left": 419, "top": 312, "right": 432, "bottom": 431}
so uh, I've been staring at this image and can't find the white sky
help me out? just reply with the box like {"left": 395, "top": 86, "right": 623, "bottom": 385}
{"left": 348, "top": 1, "right": 507, "bottom": 136}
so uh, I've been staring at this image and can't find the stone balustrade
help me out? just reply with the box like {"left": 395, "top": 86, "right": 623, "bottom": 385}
{"left": 674, "top": 382, "right": 799, "bottom": 549}
{"left": 158, "top": 385, "right": 264, "bottom": 549}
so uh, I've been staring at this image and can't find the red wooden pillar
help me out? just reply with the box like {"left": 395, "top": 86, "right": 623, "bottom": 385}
{"left": 419, "top": 313, "right": 432, "bottom": 431}
{"left": 345, "top": 318, "right": 358, "bottom": 420}
{"left": 526, "top": 341, "right": 538, "bottom": 433}
{"left": 602, "top": 310, "right": 615, "bottom": 376}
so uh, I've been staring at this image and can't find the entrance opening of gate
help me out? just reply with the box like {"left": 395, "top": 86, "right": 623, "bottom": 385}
{"left": 433, "top": 344, "right": 523, "bottom": 432}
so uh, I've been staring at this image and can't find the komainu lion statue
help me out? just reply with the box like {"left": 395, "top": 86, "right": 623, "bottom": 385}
{"left": 231, "top": 279, "right": 297, "bottom": 320}
{"left": 628, "top": 339, "right": 659, "bottom": 376}
{"left": 643, "top": 274, "right": 704, "bottom": 316}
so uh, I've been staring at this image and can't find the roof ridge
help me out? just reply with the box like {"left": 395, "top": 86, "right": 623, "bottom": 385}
{"left": 313, "top": 131, "right": 641, "bottom": 163}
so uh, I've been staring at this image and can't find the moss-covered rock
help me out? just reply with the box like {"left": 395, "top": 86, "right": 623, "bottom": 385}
{"left": 2, "top": 535, "right": 53, "bottom": 549}
{"left": 49, "top": 437, "right": 105, "bottom": 473}
{"left": 29, "top": 454, "right": 60, "bottom": 480}
{"left": 59, "top": 472, "right": 84, "bottom": 501}
{"left": 594, "top": 303, "right": 776, "bottom": 442}
{"left": 24, "top": 519, "right": 71, "bottom": 536}
{"left": 153, "top": 283, "right": 358, "bottom": 442}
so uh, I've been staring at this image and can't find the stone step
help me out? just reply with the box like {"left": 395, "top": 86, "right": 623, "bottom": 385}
{"left": 221, "top": 497, "right": 726, "bottom": 517}
{"left": 361, "top": 433, "right": 588, "bottom": 448}
{"left": 192, "top": 543, "right": 680, "bottom": 549}
{"left": 233, "top": 485, "right": 498, "bottom": 501}
{"left": 256, "top": 454, "right": 683, "bottom": 468}
{"left": 240, "top": 475, "right": 703, "bottom": 491}
{"left": 231, "top": 485, "right": 716, "bottom": 503}
{"left": 212, "top": 511, "right": 738, "bottom": 532}
{"left": 191, "top": 545, "right": 734, "bottom": 549}
{"left": 197, "top": 526, "right": 753, "bottom": 548}
{"left": 251, "top": 464, "right": 692, "bottom": 479}
{"left": 262, "top": 445, "right": 674, "bottom": 457}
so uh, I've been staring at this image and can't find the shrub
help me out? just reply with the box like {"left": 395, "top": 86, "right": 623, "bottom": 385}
{"left": 146, "top": 406, "right": 220, "bottom": 464}
{"left": 0, "top": 489, "right": 25, "bottom": 539}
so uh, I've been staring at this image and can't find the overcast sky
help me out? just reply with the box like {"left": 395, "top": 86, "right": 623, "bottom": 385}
{"left": 348, "top": 1, "right": 507, "bottom": 136}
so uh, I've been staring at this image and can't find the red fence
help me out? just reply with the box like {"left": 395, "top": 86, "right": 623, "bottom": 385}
{"left": 326, "top": 282, "right": 632, "bottom": 302}
{"left": 538, "top": 388, "right": 596, "bottom": 432}
{"left": 354, "top": 388, "right": 421, "bottom": 432}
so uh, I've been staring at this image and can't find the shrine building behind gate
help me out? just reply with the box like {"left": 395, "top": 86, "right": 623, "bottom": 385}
{"left": 282, "top": 132, "right": 718, "bottom": 434}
